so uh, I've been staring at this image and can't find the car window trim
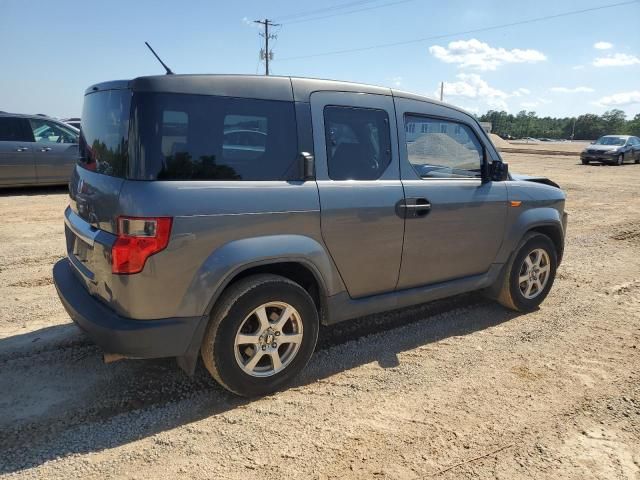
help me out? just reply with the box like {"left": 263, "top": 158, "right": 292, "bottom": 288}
{"left": 402, "top": 112, "right": 487, "bottom": 182}
{"left": 18, "top": 118, "right": 35, "bottom": 143}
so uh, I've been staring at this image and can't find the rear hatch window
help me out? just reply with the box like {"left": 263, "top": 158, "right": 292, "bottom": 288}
{"left": 79, "top": 89, "right": 131, "bottom": 177}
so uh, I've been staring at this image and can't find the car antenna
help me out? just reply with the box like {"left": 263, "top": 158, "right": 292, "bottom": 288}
{"left": 144, "top": 41, "right": 174, "bottom": 75}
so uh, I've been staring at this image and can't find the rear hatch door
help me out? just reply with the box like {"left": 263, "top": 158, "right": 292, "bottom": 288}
{"left": 65, "top": 87, "right": 130, "bottom": 300}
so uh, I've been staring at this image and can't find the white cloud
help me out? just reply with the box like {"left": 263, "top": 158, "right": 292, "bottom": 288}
{"left": 389, "top": 76, "right": 403, "bottom": 87}
{"left": 439, "top": 73, "right": 510, "bottom": 110}
{"left": 242, "top": 17, "right": 260, "bottom": 28}
{"left": 596, "top": 91, "right": 640, "bottom": 107}
{"left": 512, "top": 88, "right": 531, "bottom": 97}
{"left": 429, "top": 39, "right": 547, "bottom": 71}
{"left": 593, "top": 53, "right": 640, "bottom": 67}
{"left": 550, "top": 86, "right": 595, "bottom": 93}
{"left": 594, "top": 41, "right": 613, "bottom": 50}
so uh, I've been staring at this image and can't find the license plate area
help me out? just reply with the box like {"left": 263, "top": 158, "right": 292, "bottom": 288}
{"left": 73, "top": 236, "right": 92, "bottom": 264}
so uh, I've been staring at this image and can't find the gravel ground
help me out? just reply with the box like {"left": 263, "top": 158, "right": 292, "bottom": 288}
{"left": 0, "top": 154, "right": 639, "bottom": 479}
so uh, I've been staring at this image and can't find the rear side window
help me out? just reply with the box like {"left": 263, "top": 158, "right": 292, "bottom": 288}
{"left": 0, "top": 117, "right": 31, "bottom": 142}
{"left": 132, "top": 93, "right": 298, "bottom": 181}
{"left": 79, "top": 90, "right": 131, "bottom": 177}
{"left": 404, "top": 115, "right": 483, "bottom": 179}
{"left": 324, "top": 106, "right": 391, "bottom": 180}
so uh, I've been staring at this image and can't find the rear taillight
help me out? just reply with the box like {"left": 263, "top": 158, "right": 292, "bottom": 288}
{"left": 111, "top": 217, "right": 172, "bottom": 274}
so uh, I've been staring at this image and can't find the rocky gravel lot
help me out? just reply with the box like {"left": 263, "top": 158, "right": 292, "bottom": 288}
{"left": 0, "top": 154, "right": 639, "bottom": 479}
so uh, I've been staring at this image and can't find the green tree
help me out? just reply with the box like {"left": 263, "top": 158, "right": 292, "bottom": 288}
{"left": 601, "top": 109, "right": 627, "bottom": 134}
{"left": 627, "top": 114, "right": 640, "bottom": 136}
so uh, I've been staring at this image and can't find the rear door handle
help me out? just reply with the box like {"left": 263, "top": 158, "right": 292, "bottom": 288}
{"left": 16, "top": 147, "right": 29, "bottom": 152}
{"left": 40, "top": 147, "right": 52, "bottom": 152}
{"left": 397, "top": 198, "right": 431, "bottom": 218}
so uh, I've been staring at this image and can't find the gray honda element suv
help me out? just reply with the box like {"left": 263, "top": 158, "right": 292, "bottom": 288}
{"left": 53, "top": 75, "right": 567, "bottom": 397}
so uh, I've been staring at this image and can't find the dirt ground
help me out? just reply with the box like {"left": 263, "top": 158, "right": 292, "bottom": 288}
{"left": 0, "top": 153, "right": 639, "bottom": 479}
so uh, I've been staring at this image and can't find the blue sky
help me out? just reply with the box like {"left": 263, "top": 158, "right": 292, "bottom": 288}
{"left": 1, "top": 0, "right": 639, "bottom": 119}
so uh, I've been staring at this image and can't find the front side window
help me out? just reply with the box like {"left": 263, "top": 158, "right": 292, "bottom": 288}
{"left": 29, "top": 119, "right": 77, "bottom": 144}
{"left": 404, "top": 115, "right": 483, "bottom": 179}
{"left": 324, "top": 106, "right": 391, "bottom": 180}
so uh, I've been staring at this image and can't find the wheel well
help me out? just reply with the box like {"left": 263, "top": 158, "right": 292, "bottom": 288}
{"left": 529, "top": 225, "right": 564, "bottom": 263}
{"left": 226, "top": 262, "right": 324, "bottom": 315}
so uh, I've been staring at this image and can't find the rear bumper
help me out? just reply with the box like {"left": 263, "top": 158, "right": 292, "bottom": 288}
{"left": 53, "top": 258, "right": 203, "bottom": 358}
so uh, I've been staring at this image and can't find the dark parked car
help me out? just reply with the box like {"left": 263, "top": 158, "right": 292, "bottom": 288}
{"left": 62, "top": 117, "right": 82, "bottom": 130}
{"left": 580, "top": 135, "right": 640, "bottom": 166}
{"left": 0, "top": 112, "right": 79, "bottom": 187}
{"left": 53, "top": 74, "right": 567, "bottom": 397}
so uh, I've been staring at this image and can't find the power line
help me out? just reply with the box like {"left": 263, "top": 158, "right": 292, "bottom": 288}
{"left": 282, "top": 0, "right": 417, "bottom": 25}
{"left": 278, "top": 0, "right": 638, "bottom": 61}
{"left": 274, "top": 0, "right": 380, "bottom": 22}
{"left": 254, "top": 18, "right": 280, "bottom": 75}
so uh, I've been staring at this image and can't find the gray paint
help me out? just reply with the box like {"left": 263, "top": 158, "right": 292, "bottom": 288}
{"left": 0, "top": 114, "right": 78, "bottom": 187}
{"left": 56, "top": 74, "right": 567, "bottom": 362}
{"left": 310, "top": 91, "right": 404, "bottom": 298}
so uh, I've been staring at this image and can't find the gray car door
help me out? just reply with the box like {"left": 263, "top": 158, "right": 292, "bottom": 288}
{"left": 310, "top": 91, "right": 404, "bottom": 298}
{"left": 0, "top": 117, "right": 36, "bottom": 186}
{"left": 394, "top": 97, "right": 508, "bottom": 289}
{"left": 27, "top": 118, "right": 78, "bottom": 184}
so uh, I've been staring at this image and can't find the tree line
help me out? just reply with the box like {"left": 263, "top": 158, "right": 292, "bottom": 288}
{"left": 478, "top": 109, "right": 640, "bottom": 140}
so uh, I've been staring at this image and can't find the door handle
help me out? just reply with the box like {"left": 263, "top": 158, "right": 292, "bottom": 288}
{"left": 397, "top": 198, "right": 431, "bottom": 218}
{"left": 40, "top": 147, "right": 52, "bottom": 152}
{"left": 16, "top": 147, "right": 29, "bottom": 152}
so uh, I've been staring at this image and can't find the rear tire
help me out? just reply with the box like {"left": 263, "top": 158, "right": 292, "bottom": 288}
{"left": 497, "top": 233, "right": 557, "bottom": 312}
{"left": 201, "top": 274, "right": 319, "bottom": 397}
{"left": 581, "top": 159, "right": 589, "bottom": 165}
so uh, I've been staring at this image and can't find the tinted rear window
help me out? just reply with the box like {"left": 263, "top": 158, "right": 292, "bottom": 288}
{"left": 78, "top": 90, "right": 131, "bottom": 177}
{"left": 0, "top": 117, "right": 31, "bottom": 142}
{"left": 131, "top": 92, "right": 298, "bottom": 180}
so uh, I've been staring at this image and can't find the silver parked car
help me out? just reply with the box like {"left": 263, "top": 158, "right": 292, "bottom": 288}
{"left": 580, "top": 135, "right": 640, "bottom": 166}
{"left": 53, "top": 74, "right": 568, "bottom": 397}
{"left": 0, "top": 112, "right": 79, "bottom": 187}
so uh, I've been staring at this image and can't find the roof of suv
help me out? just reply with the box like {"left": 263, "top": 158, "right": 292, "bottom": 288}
{"left": 0, "top": 112, "right": 53, "bottom": 119}
{"left": 85, "top": 74, "right": 471, "bottom": 117}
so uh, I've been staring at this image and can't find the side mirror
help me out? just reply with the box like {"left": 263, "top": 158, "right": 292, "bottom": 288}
{"left": 489, "top": 161, "right": 509, "bottom": 181}
{"left": 299, "top": 152, "right": 315, "bottom": 180}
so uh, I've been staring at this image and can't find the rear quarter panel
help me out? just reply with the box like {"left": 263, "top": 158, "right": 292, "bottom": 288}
{"left": 109, "top": 180, "right": 343, "bottom": 319}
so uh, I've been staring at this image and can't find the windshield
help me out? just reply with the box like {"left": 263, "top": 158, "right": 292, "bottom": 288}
{"left": 595, "top": 136, "right": 625, "bottom": 146}
{"left": 78, "top": 89, "right": 131, "bottom": 177}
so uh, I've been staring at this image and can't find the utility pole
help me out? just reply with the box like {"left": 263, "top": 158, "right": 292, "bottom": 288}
{"left": 254, "top": 19, "right": 279, "bottom": 76}
{"left": 440, "top": 82, "right": 444, "bottom": 102}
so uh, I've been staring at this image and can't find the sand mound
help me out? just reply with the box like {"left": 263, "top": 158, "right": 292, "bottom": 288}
{"left": 489, "top": 133, "right": 511, "bottom": 149}
{"left": 407, "top": 133, "right": 479, "bottom": 169}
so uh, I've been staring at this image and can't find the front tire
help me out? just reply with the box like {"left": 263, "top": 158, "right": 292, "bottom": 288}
{"left": 201, "top": 274, "right": 319, "bottom": 397}
{"left": 616, "top": 154, "right": 624, "bottom": 166}
{"left": 497, "top": 233, "right": 558, "bottom": 312}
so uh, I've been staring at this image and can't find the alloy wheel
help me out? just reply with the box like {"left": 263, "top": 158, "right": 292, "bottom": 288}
{"left": 234, "top": 302, "right": 303, "bottom": 377}
{"left": 518, "top": 248, "right": 551, "bottom": 299}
